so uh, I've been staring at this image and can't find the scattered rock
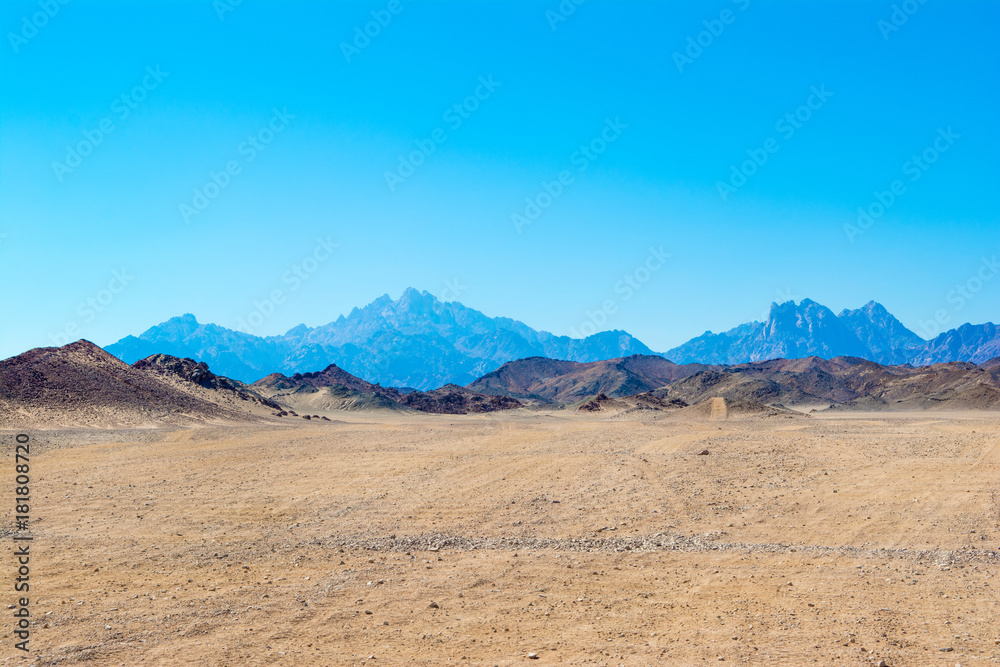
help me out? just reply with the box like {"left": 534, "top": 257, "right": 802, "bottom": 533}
{"left": 698, "top": 450, "right": 710, "bottom": 456}
{"left": 428, "top": 601, "right": 439, "bottom": 609}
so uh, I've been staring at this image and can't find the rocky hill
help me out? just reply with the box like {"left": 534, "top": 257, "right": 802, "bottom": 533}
{"left": 254, "top": 363, "right": 522, "bottom": 415}
{"left": 468, "top": 355, "right": 713, "bottom": 404}
{"left": 654, "top": 356, "right": 1000, "bottom": 411}
{"left": 0, "top": 341, "right": 282, "bottom": 428}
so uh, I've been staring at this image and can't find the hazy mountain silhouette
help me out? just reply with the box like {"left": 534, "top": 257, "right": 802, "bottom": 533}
{"left": 104, "top": 291, "right": 1000, "bottom": 388}
{"left": 107, "top": 288, "right": 653, "bottom": 389}
{"left": 663, "top": 299, "right": 995, "bottom": 367}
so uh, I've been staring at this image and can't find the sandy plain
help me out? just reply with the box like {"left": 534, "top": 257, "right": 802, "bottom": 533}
{"left": 2, "top": 408, "right": 999, "bottom": 666}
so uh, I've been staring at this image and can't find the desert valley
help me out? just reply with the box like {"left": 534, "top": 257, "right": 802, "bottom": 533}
{"left": 5, "top": 1, "right": 996, "bottom": 664}
{"left": 2, "top": 336, "right": 1000, "bottom": 665}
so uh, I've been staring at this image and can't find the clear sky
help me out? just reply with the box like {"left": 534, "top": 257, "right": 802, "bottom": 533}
{"left": 1, "top": 0, "right": 998, "bottom": 359}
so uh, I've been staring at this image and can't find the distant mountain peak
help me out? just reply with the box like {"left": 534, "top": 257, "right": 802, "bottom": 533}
{"left": 284, "top": 323, "right": 310, "bottom": 337}
{"left": 669, "top": 298, "right": 910, "bottom": 366}
{"left": 101, "top": 294, "right": 1000, "bottom": 389}
{"left": 106, "top": 288, "right": 655, "bottom": 389}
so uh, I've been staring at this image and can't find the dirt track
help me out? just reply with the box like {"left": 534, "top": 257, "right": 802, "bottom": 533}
{"left": 3, "top": 410, "right": 999, "bottom": 665}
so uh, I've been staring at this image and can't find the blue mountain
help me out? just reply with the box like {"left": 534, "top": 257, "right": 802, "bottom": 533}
{"left": 106, "top": 292, "right": 1000, "bottom": 389}
{"left": 106, "top": 288, "right": 654, "bottom": 389}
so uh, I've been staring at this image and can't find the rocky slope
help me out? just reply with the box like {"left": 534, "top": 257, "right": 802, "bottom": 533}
{"left": 468, "top": 352, "right": 1000, "bottom": 411}
{"left": 910, "top": 323, "right": 1000, "bottom": 366}
{"left": 468, "top": 355, "right": 713, "bottom": 404}
{"left": 0, "top": 342, "right": 282, "bottom": 428}
{"left": 254, "top": 363, "right": 522, "bottom": 415}
{"left": 399, "top": 384, "right": 523, "bottom": 414}
{"left": 837, "top": 300, "right": 927, "bottom": 364}
{"left": 655, "top": 356, "right": 1000, "bottom": 411}
{"left": 133, "top": 354, "right": 283, "bottom": 414}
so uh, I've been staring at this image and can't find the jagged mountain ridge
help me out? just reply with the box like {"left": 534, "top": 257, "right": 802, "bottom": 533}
{"left": 666, "top": 299, "right": 912, "bottom": 365}
{"left": 837, "top": 301, "right": 927, "bottom": 365}
{"left": 103, "top": 290, "right": 1000, "bottom": 389}
{"left": 106, "top": 288, "right": 654, "bottom": 389}
{"left": 664, "top": 299, "right": 1000, "bottom": 368}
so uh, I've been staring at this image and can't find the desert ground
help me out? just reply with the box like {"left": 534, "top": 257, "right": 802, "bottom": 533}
{"left": 3, "top": 408, "right": 999, "bottom": 666}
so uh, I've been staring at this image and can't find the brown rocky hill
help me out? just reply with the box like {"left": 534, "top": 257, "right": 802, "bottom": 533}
{"left": 657, "top": 357, "right": 888, "bottom": 406}
{"left": 980, "top": 357, "right": 1000, "bottom": 371}
{"left": 466, "top": 353, "right": 1000, "bottom": 411}
{"left": 0, "top": 341, "right": 281, "bottom": 428}
{"left": 254, "top": 364, "right": 403, "bottom": 400}
{"left": 254, "top": 364, "right": 521, "bottom": 415}
{"left": 399, "top": 384, "right": 522, "bottom": 414}
{"left": 134, "top": 354, "right": 283, "bottom": 414}
{"left": 252, "top": 363, "right": 404, "bottom": 412}
{"left": 656, "top": 356, "right": 1000, "bottom": 411}
{"left": 467, "top": 355, "right": 713, "bottom": 403}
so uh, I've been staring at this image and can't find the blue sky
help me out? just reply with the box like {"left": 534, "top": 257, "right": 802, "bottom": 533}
{"left": 1, "top": 0, "right": 998, "bottom": 358}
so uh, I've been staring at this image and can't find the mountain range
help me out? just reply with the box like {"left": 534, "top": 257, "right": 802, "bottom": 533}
{"left": 5, "top": 340, "right": 1000, "bottom": 429}
{"left": 103, "top": 289, "right": 1000, "bottom": 390}
{"left": 0, "top": 341, "right": 525, "bottom": 427}
{"left": 105, "top": 287, "right": 653, "bottom": 389}
{"left": 663, "top": 299, "right": 927, "bottom": 366}
{"left": 470, "top": 354, "right": 1000, "bottom": 412}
